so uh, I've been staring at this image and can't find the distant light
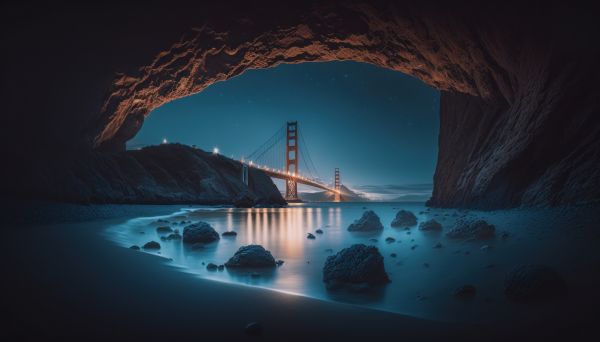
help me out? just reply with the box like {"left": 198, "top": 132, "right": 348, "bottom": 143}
{"left": 213, "top": 147, "right": 219, "bottom": 155}
{"left": 161, "top": 138, "right": 168, "bottom": 144}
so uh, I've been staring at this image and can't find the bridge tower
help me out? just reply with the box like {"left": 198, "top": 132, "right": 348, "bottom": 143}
{"left": 285, "top": 121, "right": 299, "bottom": 201}
{"left": 334, "top": 167, "right": 341, "bottom": 202}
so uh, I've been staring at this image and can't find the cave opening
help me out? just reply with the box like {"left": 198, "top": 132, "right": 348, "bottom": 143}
{"left": 127, "top": 61, "right": 440, "bottom": 201}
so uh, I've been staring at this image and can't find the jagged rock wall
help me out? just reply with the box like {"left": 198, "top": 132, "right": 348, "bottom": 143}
{"left": 2, "top": 1, "right": 599, "bottom": 208}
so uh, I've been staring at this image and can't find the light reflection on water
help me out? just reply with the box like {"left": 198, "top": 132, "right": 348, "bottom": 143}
{"left": 104, "top": 202, "right": 559, "bottom": 323}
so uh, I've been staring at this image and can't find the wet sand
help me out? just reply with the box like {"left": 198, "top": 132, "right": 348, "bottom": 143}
{"left": 2, "top": 203, "right": 599, "bottom": 341}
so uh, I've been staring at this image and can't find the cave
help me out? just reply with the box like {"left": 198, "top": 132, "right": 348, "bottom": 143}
{"left": 3, "top": 1, "right": 599, "bottom": 209}
{"left": 3, "top": 2, "right": 600, "bottom": 341}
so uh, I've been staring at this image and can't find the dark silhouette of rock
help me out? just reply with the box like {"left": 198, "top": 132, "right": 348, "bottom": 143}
{"left": 390, "top": 253, "right": 397, "bottom": 258}
{"left": 419, "top": 219, "right": 442, "bottom": 231}
{"left": 391, "top": 210, "right": 417, "bottom": 228}
{"left": 221, "top": 231, "right": 237, "bottom": 237}
{"left": 129, "top": 245, "right": 140, "bottom": 250}
{"left": 217, "top": 265, "right": 224, "bottom": 271}
{"left": 183, "top": 222, "right": 220, "bottom": 244}
{"left": 504, "top": 265, "right": 567, "bottom": 302}
{"left": 307, "top": 233, "right": 316, "bottom": 239}
{"left": 347, "top": 211, "right": 383, "bottom": 232}
{"left": 225, "top": 245, "right": 276, "bottom": 268}
{"left": 165, "top": 233, "right": 181, "bottom": 240}
{"left": 315, "top": 229, "right": 323, "bottom": 234}
{"left": 206, "top": 263, "right": 218, "bottom": 271}
{"left": 142, "top": 241, "right": 160, "bottom": 250}
{"left": 245, "top": 322, "right": 262, "bottom": 336}
{"left": 446, "top": 219, "right": 495, "bottom": 239}
{"left": 156, "top": 226, "right": 173, "bottom": 234}
{"left": 323, "top": 244, "right": 389, "bottom": 291}
{"left": 233, "top": 191, "right": 256, "bottom": 208}
{"left": 385, "top": 237, "right": 395, "bottom": 243}
{"left": 454, "top": 285, "right": 477, "bottom": 299}
{"left": 276, "top": 260, "right": 284, "bottom": 267}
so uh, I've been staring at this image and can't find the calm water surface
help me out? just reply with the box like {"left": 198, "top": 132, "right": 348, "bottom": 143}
{"left": 105, "top": 201, "right": 591, "bottom": 323}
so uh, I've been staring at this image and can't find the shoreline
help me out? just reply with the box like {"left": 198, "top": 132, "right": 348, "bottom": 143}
{"left": 3, "top": 202, "right": 599, "bottom": 340}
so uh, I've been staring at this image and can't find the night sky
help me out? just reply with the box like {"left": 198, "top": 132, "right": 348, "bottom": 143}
{"left": 128, "top": 61, "right": 440, "bottom": 200}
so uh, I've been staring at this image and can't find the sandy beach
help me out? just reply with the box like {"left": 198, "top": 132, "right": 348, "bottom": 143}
{"left": 2, "top": 202, "right": 599, "bottom": 341}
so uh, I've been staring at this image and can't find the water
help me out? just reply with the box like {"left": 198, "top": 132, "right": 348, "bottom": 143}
{"left": 104, "top": 202, "right": 598, "bottom": 323}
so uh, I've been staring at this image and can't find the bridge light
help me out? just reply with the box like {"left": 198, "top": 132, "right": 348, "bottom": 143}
{"left": 213, "top": 147, "right": 219, "bottom": 155}
{"left": 162, "top": 138, "right": 168, "bottom": 144}
{"left": 249, "top": 161, "right": 253, "bottom": 166}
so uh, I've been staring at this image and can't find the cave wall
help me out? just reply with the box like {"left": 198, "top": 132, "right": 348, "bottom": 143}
{"left": 2, "top": 1, "right": 599, "bottom": 208}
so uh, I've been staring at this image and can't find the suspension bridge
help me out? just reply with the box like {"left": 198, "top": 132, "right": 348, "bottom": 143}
{"left": 239, "top": 121, "right": 342, "bottom": 202}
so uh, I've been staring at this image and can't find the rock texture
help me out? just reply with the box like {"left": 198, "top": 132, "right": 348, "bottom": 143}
{"left": 224, "top": 245, "right": 276, "bottom": 268}
{"left": 182, "top": 222, "right": 220, "bottom": 244}
{"left": 3, "top": 2, "right": 600, "bottom": 209}
{"left": 446, "top": 219, "right": 495, "bottom": 240}
{"left": 347, "top": 211, "right": 384, "bottom": 232}
{"left": 391, "top": 210, "right": 417, "bottom": 228}
{"left": 322, "top": 244, "right": 389, "bottom": 290}
{"left": 419, "top": 219, "right": 442, "bottom": 231}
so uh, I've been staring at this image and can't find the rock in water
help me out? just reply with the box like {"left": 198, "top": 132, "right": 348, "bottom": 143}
{"left": 391, "top": 210, "right": 417, "bottom": 228}
{"left": 347, "top": 210, "right": 384, "bottom": 232}
{"left": 307, "top": 233, "right": 316, "bottom": 239}
{"left": 315, "top": 229, "right": 323, "bottom": 234}
{"left": 225, "top": 245, "right": 276, "bottom": 268}
{"left": 419, "top": 219, "right": 442, "bottom": 231}
{"left": 206, "top": 263, "right": 218, "bottom": 271}
{"left": 142, "top": 241, "right": 160, "bottom": 250}
{"left": 446, "top": 219, "right": 495, "bottom": 239}
{"left": 504, "top": 265, "right": 567, "bottom": 302}
{"left": 322, "top": 244, "right": 389, "bottom": 291}
{"left": 183, "top": 222, "right": 220, "bottom": 244}
{"left": 454, "top": 285, "right": 477, "bottom": 299}
{"left": 233, "top": 191, "right": 256, "bottom": 208}
{"left": 222, "top": 231, "right": 237, "bottom": 237}
{"left": 156, "top": 226, "right": 173, "bottom": 234}
{"left": 129, "top": 245, "right": 140, "bottom": 250}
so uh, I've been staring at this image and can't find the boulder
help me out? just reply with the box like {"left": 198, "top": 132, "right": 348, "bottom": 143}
{"left": 390, "top": 210, "right": 417, "bottom": 228}
{"left": 307, "top": 233, "right": 316, "bottom": 239}
{"left": 233, "top": 191, "right": 256, "bottom": 208}
{"left": 322, "top": 244, "right": 389, "bottom": 291}
{"left": 347, "top": 210, "right": 384, "bottom": 232}
{"left": 222, "top": 231, "right": 238, "bottom": 237}
{"left": 225, "top": 245, "right": 276, "bottom": 268}
{"left": 419, "top": 219, "right": 442, "bottom": 231}
{"left": 315, "top": 229, "right": 323, "bottom": 234}
{"left": 165, "top": 233, "right": 181, "bottom": 240}
{"left": 143, "top": 241, "right": 160, "bottom": 250}
{"left": 129, "top": 245, "right": 140, "bottom": 250}
{"left": 183, "top": 222, "right": 220, "bottom": 244}
{"left": 504, "top": 265, "right": 567, "bottom": 302}
{"left": 385, "top": 237, "right": 395, "bottom": 243}
{"left": 446, "top": 219, "right": 495, "bottom": 239}
{"left": 156, "top": 226, "right": 173, "bottom": 234}
{"left": 206, "top": 263, "right": 218, "bottom": 271}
